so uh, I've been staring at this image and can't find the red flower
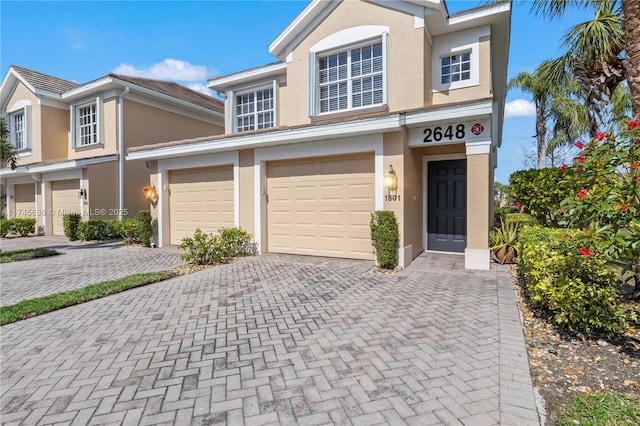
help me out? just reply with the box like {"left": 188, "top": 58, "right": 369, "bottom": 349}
{"left": 579, "top": 247, "right": 592, "bottom": 257}
{"left": 622, "top": 205, "right": 629, "bottom": 212}
{"left": 558, "top": 164, "right": 569, "bottom": 172}
{"left": 563, "top": 233, "right": 569, "bottom": 239}
{"left": 628, "top": 120, "right": 640, "bottom": 130}
{"left": 577, "top": 188, "right": 588, "bottom": 199}
{"left": 516, "top": 202, "right": 523, "bottom": 211}
{"left": 632, "top": 162, "right": 640, "bottom": 169}
{"left": 574, "top": 141, "right": 584, "bottom": 149}
{"left": 637, "top": 175, "right": 640, "bottom": 182}
{"left": 559, "top": 206, "right": 565, "bottom": 213}
{"left": 576, "top": 154, "right": 586, "bottom": 164}
{"left": 594, "top": 132, "right": 606, "bottom": 141}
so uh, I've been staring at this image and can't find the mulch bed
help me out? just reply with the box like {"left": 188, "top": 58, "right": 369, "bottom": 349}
{"left": 510, "top": 267, "right": 640, "bottom": 425}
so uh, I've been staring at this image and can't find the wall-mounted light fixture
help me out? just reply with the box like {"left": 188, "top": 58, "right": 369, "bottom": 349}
{"left": 143, "top": 184, "right": 158, "bottom": 203}
{"left": 79, "top": 188, "right": 87, "bottom": 199}
{"left": 384, "top": 164, "right": 398, "bottom": 195}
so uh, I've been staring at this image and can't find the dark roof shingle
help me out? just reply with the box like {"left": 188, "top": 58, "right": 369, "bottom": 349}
{"left": 11, "top": 65, "right": 81, "bottom": 94}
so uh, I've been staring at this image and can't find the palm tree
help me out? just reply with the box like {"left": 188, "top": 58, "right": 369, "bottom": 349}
{"left": 531, "top": 0, "right": 640, "bottom": 119}
{"left": 0, "top": 117, "right": 18, "bottom": 170}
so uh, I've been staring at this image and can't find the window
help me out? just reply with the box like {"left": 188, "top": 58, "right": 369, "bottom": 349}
{"left": 441, "top": 52, "right": 471, "bottom": 85}
{"left": 318, "top": 42, "right": 384, "bottom": 113}
{"left": 76, "top": 103, "right": 98, "bottom": 146}
{"left": 10, "top": 111, "right": 26, "bottom": 150}
{"left": 236, "top": 88, "right": 274, "bottom": 132}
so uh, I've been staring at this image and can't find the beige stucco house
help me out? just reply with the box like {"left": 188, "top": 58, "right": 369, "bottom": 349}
{"left": 128, "top": 0, "right": 511, "bottom": 270}
{"left": 1, "top": 66, "right": 224, "bottom": 235}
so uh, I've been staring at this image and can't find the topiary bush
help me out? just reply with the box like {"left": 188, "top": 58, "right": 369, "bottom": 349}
{"left": 370, "top": 210, "right": 399, "bottom": 269}
{"left": 517, "top": 226, "right": 633, "bottom": 336}
{"left": 179, "top": 227, "right": 255, "bottom": 265}
{"left": 509, "top": 168, "right": 571, "bottom": 226}
{"left": 63, "top": 213, "right": 82, "bottom": 241}
{"left": 136, "top": 210, "right": 153, "bottom": 247}
{"left": 11, "top": 218, "right": 35, "bottom": 236}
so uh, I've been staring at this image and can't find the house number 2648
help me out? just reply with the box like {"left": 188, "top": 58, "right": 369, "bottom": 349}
{"left": 423, "top": 124, "right": 466, "bottom": 143}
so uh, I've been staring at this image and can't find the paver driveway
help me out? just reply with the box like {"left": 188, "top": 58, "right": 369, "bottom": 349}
{"left": 0, "top": 253, "right": 540, "bottom": 425}
{"left": 0, "top": 236, "right": 182, "bottom": 306}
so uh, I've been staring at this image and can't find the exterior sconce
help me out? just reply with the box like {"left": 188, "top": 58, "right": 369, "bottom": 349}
{"left": 143, "top": 184, "right": 158, "bottom": 203}
{"left": 384, "top": 164, "right": 398, "bottom": 195}
{"left": 79, "top": 188, "right": 87, "bottom": 199}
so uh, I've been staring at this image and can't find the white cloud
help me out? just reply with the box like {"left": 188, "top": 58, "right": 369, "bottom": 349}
{"left": 504, "top": 99, "right": 536, "bottom": 118}
{"left": 187, "top": 83, "right": 214, "bottom": 96}
{"left": 112, "top": 59, "right": 210, "bottom": 82}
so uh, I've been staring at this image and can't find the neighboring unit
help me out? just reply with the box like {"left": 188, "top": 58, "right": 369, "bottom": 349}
{"left": 1, "top": 66, "right": 224, "bottom": 235}
{"left": 128, "top": 0, "right": 512, "bottom": 270}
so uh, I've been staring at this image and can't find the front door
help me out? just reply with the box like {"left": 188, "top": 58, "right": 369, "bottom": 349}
{"left": 427, "top": 159, "right": 466, "bottom": 252}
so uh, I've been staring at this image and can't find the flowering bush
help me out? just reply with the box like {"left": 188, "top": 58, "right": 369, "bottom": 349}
{"left": 561, "top": 120, "right": 640, "bottom": 298}
{"left": 517, "top": 227, "right": 633, "bottom": 335}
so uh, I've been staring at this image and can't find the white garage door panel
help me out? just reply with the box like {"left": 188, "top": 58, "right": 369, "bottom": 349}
{"left": 169, "top": 165, "right": 234, "bottom": 245}
{"left": 14, "top": 183, "right": 35, "bottom": 218}
{"left": 51, "top": 179, "right": 79, "bottom": 236}
{"left": 267, "top": 153, "right": 375, "bottom": 260}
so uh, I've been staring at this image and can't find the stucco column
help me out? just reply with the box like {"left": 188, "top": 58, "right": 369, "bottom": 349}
{"left": 465, "top": 140, "right": 492, "bottom": 270}
{"left": 383, "top": 132, "right": 407, "bottom": 268}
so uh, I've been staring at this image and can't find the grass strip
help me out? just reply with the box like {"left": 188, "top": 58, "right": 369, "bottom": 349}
{"left": 557, "top": 393, "right": 640, "bottom": 426}
{"left": 0, "top": 248, "right": 59, "bottom": 263}
{"left": 1, "top": 271, "right": 170, "bottom": 325}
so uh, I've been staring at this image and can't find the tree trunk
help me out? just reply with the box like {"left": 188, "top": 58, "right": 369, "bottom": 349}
{"left": 536, "top": 98, "right": 547, "bottom": 169}
{"left": 622, "top": 0, "right": 640, "bottom": 119}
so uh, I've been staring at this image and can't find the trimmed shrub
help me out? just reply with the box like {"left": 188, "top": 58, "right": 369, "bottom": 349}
{"left": 505, "top": 213, "right": 538, "bottom": 228}
{"left": 12, "top": 218, "right": 36, "bottom": 236}
{"left": 78, "top": 220, "right": 114, "bottom": 241}
{"left": 0, "top": 219, "right": 10, "bottom": 238}
{"left": 370, "top": 210, "right": 399, "bottom": 269}
{"left": 136, "top": 210, "right": 153, "bottom": 247}
{"left": 517, "top": 227, "right": 632, "bottom": 336}
{"left": 509, "top": 168, "right": 571, "bottom": 226}
{"left": 111, "top": 219, "right": 139, "bottom": 244}
{"left": 179, "top": 227, "right": 255, "bottom": 265}
{"left": 63, "top": 213, "right": 82, "bottom": 241}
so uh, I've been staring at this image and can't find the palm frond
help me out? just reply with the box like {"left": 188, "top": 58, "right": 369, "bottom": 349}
{"left": 529, "top": 0, "right": 612, "bottom": 20}
{"left": 562, "top": 7, "right": 624, "bottom": 64}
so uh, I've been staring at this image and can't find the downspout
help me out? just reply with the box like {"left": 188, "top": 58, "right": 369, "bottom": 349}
{"left": 118, "top": 87, "right": 129, "bottom": 220}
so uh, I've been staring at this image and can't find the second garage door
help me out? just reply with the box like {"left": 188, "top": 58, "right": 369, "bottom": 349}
{"left": 51, "top": 180, "right": 80, "bottom": 236}
{"left": 169, "top": 165, "right": 234, "bottom": 245}
{"left": 267, "top": 153, "right": 375, "bottom": 260}
{"left": 14, "top": 183, "right": 35, "bottom": 218}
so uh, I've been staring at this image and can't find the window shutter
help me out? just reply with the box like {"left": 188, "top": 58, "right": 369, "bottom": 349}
{"left": 3, "top": 112, "right": 11, "bottom": 146}
{"left": 95, "top": 96, "right": 102, "bottom": 144}
{"left": 70, "top": 105, "right": 76, "bottom": 148}
{"left": 24, "top": 106, "right": 32, "bottom": 149}
{"left": 382, "top": 31, "right": 389, "bottom": 106}
{"left": 308, "top": 51, "right": 316, "bottom": 117}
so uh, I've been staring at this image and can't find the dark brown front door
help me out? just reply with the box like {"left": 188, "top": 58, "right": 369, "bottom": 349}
{"left": 427, "top": 159, "right": 466, "bottom": 252}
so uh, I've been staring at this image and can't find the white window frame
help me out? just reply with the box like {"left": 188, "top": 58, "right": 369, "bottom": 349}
{"left": 431, "top": 26, "right": 488, "bottom": 92}
{"left": 9, "top": 109, "right": 27, "bottom": 150}
{"left": 5, "top": 101, "right": 31, "bottom": 152}
{"left": 310, "top": 33, "right": 388, "bottom": 117}
{"left": 229, "top": 81, "right": 277, "bottom": 133}
{"left": 71, "top": 97, "right": 102, "bottom": 148}
{"left": 440, "top": 51, "right": 471, "bottom": 85}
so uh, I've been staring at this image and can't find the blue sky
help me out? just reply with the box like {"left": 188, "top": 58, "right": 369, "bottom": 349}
{"left": 0, "top": 0, "right": 595, "bottom": 183}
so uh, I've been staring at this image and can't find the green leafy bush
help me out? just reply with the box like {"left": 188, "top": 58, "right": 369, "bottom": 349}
{"left": 111, "top": 219, "right": 139, "bottom": 244}
{"left": 136, "top": 210, "right": 153, "bottom": 247}
{"left": 179, "top": 227, "right": 254, "bottom": 265}
{"left": 63, "top": 213, "right": 82, "bottom": 241}
{"left": 78, "top": 220, "right": 114, "bottom": 241}
{"left": 518, "top": 227, "right": 633, "bottom": 336}
{"left": 505, "top": 213, "right": 538, "bottom": 228}
{"left": 0, "top": 219, "right": 10, "bottom": 238}
{"left": 370, "top": 210, "right": 399, "bottom": 269}
{"left": 509, "top": 168, "right": 571, "bottom": 226}
{"left": 11, "top": 218, "right": 36, "bottom": 236}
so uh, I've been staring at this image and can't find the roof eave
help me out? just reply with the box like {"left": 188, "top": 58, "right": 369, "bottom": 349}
{"left": 208, "top": 63, "right": 287, "bottom": 92}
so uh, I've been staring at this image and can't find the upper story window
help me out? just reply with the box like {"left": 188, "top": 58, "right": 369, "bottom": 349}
{"left": 318, "top": 41, "right": 384, "bottom": 113}
{"left": 10, "top": 111, "right": 26, "bottom": 150}
{"left": 71, "top": 97, "right": 101, "bottom": 148}
{"left": 236, "top": 87, "right": 275, "bottom": 132}
{"left": 441, "top": 52, "right": 471, "bottom": 85}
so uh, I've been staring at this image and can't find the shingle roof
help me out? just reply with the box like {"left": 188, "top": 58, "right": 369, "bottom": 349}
{"left": 109, "top": 74, "right": 224, "bottom": 113}
{"left": 11, "top": 65, "right": 81, "bottom": 94}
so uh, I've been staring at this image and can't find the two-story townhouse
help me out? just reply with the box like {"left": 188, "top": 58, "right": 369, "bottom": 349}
{"left": 0, "top": 66, "right": 224, "bottom": 236}
{"left": 127, "top": 0, "right": 511, "bottom": 270}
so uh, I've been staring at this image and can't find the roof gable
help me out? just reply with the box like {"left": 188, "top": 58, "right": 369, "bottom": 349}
{"left": 10, "top": 65, "right": 80, "bottom": 94}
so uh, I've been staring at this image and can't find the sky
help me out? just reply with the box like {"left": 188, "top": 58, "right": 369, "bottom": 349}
{"left": 0, "top": 0, "right": 597, "bottom": 184}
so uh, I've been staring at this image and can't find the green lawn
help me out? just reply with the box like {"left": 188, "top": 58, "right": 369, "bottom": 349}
{"left": 0, "top": 248, "right": 59, "bottom": 263}
{"left": 0, "top": 272, "right": 170, "bottom": 325}
{"left": 557, "top": 393, "right": 640, "bottom": 426}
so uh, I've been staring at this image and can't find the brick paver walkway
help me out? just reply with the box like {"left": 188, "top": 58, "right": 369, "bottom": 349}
{"left": 0, "top": 253, "right": 540, "bottom": 425}
{"left": 0, "top": 236, "right": 183, "bottom": 306}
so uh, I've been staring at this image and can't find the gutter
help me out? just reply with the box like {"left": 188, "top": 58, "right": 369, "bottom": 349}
{"left": 118, "top": 86, "right": 129, "bottom": 220}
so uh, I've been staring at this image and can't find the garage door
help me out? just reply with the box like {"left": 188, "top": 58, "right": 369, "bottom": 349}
{"left": 14, "top": 183, "right": 35, "bottom": 218}
{"left": 169, "top": 165, "right": 234, "bottom": 245}
{"left": 267, "top": 153, "right": 375, "bottom": 260}
{"left": 51, "top": 180, "right": 79, "bottom": 236}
